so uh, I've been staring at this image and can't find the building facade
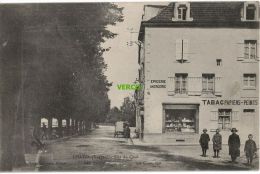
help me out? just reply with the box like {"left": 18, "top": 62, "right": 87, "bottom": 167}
{"left": 135, "top": 2, "right": 259, "bottom": 145}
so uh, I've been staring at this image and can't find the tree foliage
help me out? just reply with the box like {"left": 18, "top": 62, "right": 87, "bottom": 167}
{"left": 19, "top": 3, "right": 123, "bottom": 122}
{"left": 0, "top": 3, "right": 123, "bottom": 170}
{"left": 106, "top": 97, "right": 136, "bottom": 127}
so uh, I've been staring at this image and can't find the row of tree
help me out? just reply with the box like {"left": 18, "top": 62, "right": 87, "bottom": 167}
{"left": 0, "top": 3, "right": 123, "bottom": 171}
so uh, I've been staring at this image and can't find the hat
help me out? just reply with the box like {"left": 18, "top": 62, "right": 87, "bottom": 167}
{"left": 231, "top": 128, "right": 238, "bottom": 132}
{"left": 203, "top": 128, "right": 207, "bottom": 132}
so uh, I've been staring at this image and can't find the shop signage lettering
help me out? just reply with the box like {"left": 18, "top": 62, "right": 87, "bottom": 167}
{"left": 202, "top": 99, "right": 258, "bottom": 105}
{"left": 150, "top": 80, "right": 166, "bottom": 88}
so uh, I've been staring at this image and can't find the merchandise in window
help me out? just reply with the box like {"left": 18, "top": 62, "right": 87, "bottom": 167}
{"left": 165, "top": 109, "right": 196, "bottom": 133}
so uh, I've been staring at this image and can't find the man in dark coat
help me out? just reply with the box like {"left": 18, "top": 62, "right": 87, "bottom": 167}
{"left": 244, "top": 134, "right": 257, "bottom": 165}
{"left": 228, "top": 128, "right": 240, "bottom": 162}
{"left": 199, "top": 128, "right": 210, "bottom": 157}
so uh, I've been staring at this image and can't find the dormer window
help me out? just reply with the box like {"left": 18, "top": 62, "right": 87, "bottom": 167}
{"left": 178, "top": 5, "right": 187, "bottom": 20}
{"left": 241, "top": 2, "right": 259, "bottom": 21}
{"left": 246, "top": 4, "right": 256, "bottom": 20}
{"left": 172, "top": 2, "right": 193, "bottom": 21}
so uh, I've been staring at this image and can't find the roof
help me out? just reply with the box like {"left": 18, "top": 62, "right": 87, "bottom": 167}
{"left": 138, "top": 2, "right": 260, "bottom": 40}
{"left": 149, "top": 2, "right": 245, "bottom": 23}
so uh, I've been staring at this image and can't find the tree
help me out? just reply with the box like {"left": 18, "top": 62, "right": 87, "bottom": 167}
{"left": 120, "top": 97, "right": 136, "bottom": 127}
{"left": 0, "top": 3, "right": 123, "bottom": 171}
{"left": 106, "top": 107, "right": 122, "bottom": 123}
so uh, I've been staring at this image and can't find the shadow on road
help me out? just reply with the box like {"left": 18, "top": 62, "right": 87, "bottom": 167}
{"left": 121, "top": 144, "right": 252, "bottom": 171}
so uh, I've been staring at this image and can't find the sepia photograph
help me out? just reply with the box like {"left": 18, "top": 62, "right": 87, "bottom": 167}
{"left": 0, "top": 0, "right": 259, "bottom": 172}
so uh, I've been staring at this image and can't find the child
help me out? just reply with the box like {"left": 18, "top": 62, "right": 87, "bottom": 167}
{"left": 244, "top": 134, "right": 257, "bottom": 165}
{"left": 212, "top": 128, "right": 222, "bottom": 158}
{"left": 199, "top": 128, "right": 210, "bottom": 157}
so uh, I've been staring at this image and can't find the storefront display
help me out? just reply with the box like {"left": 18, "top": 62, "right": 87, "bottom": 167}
{"left": 165, "top": 109, "right": 196, "bottom": 133}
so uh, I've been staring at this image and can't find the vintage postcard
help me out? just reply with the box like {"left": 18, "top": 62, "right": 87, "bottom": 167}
{"left": 0, "top": 0, "right": 259, "bottom": 172}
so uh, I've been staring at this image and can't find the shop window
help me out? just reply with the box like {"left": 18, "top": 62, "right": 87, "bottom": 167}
{"left": 175, "top": 73, "right": 188, "bottom": 94}
{"left": 202, "top": 74, "right": 215, "bottom": 94}
{"left": 165, "top": 109, "right": 196, "bottom": 133}
{"left": 246, "top": 4, "right": 256, "bottom": 20}
{"left": 244, "top": 40, "right": 257, "bottom": 60}
{"left": 243, "top": 74, "right": 256, "bottom": 88}
{"left": 216, "top": 59, "right": 222, "bottom": 66}
{"left": 218, "top": 109, "right": 231, "bottom": 130}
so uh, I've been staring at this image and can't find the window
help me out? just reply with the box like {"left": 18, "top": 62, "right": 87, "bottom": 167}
{"left": 218, "top": 109, "right": 231, "bottom": 130}
{"left": 176, "top": 39, "right": 188, "bottom": 63}
{"left": 165, "top": 109, "right": 196, "bottom": 133}
{"left": 178, "top": 5, "right": 187, "bottom": 20}
{"left": 172, "top": 2, "right": 193, "bottom": 22}
{"left": 216, "top": 59, "right": 222, "bottom": 66}
{"left": 246, "top": 4, "right": 256, "bottom": 20}
{"left": 243, "top": 109, "right": 255, "bottom": 113}
{"left": 175, "top": 73, "right": 188, "bottom": 94}
{"left": 202, "top": 74, "right": 215, "bottom": 94}
{"left": 244, "top": 40, "right": 257, "bottom": 59}
{"left": 243, "top": 74, "right": 256, "bottom": 88}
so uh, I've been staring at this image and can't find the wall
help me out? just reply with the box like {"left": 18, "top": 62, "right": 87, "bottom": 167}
{"left": 143, "top": 27, "right": 259, "bottom": 144}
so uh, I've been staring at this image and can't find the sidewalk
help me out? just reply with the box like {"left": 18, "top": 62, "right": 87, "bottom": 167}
{"left": 131, "top": 138, "right": 259, "bottom": 170}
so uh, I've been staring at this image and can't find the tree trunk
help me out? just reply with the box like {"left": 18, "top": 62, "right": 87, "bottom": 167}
{"left": 75, "top": 120, "right": 79, "bottom": 134}
{"left": 0, "top": 8, "right": 23, "bottom": 171}
{"left": 13, "top": 91, "right": 26, "bottom": 168}
{"left": 66, "top": 118, "right": 70, "bottom": 136}
{"left": 57, "top": 118, "right": 62, "bottom": 138}
{"left": 47, "top": 117, "right": 52, "bottom": 139}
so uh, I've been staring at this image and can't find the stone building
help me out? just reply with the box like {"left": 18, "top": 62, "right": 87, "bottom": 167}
{"left": 135, "top": 2, "right": 259, "bottom": 145}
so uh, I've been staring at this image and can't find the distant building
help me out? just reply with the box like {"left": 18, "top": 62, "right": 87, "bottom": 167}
{"left": 135, "top": 2, "right": 259, "bottom": 145}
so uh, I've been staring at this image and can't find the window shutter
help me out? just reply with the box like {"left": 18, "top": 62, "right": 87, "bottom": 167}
{"left": 183, "top": 39, "right": 189, "bottom": 60}
{"left": 232, "top": 111, "right": 239, "bottom": 121}
{"left": 167, "top": 77, "right": 175, "bottom": 96}
{"left": 237, "top": 42, "right": 245, "bottom": 61}
{"left": 175, "top": 39, "right": 182, "bottom": 60}
{"left": 215, "top": 77, "right": 222, "bottom": 96}
{"left": 210, "top": 111, "right": 218, "bottom": 121}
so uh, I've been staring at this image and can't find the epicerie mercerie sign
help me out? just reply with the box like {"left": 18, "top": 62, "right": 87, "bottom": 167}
{"left": 150, "top": 80, "right": 166, "bottom": 88}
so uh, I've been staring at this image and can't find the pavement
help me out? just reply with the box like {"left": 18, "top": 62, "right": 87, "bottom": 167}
{"left": 16, "top": 125, "right": 259, "bottom": 171}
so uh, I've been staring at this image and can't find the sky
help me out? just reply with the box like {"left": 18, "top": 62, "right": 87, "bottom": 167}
{"left": 103, "top": 2, "right": 168, "bottom": 108}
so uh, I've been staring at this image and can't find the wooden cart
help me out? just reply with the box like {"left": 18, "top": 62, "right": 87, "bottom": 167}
{"left": 114, "top": 121, "right": 125, "bottom": 138}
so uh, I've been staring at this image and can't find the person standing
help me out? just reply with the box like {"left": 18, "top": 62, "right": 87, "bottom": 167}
{"left": 41, "top": 123, "right": 48, "bottom": 140}
{"left": 212, "top": 128, "right": 222, "bottom": 158}
{"left": 244, "top": 134, "right": 257, "bottom": 165}
{"left": 228, "top": 128, "right": 240, "bottom": 163}
{"left": 199, "top": 128, "right": 210, "bottom": 157}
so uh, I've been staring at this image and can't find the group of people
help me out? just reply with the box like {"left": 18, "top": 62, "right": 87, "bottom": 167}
{"left": 199, "top": 128, "right": 257, "bottom": 165}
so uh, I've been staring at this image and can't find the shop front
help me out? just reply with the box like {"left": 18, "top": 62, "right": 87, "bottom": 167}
{"left": 162, "top": 104, "right": 199, "bottom": 133}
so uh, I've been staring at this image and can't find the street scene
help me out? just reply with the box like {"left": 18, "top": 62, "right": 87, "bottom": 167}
{"left": 22, "top": 125, "right": 258, "bottom": 171}
{"left": 0, "top": 1, "right": 259, "bottom": 172}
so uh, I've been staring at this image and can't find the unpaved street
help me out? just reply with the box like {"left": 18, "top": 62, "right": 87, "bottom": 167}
{"left": 39, "top": 126, "right": 258, "bottom": 171}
